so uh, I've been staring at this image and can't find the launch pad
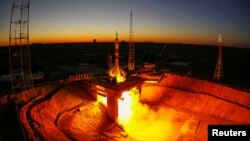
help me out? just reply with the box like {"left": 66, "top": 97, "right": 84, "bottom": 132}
{"left": 88, "top": 76, "right": 144, "bottom": 121}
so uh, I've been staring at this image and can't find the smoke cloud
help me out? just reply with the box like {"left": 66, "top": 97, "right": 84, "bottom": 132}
{"left": 118, "top": 90, "right": 179, "bottom": 141}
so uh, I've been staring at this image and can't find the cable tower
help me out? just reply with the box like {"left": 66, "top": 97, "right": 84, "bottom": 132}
{"left": 107, "top": 53, "right": 113, "bottom": 70}
{"left": 9, "top": 0, "right": 46, "bottom": 140}
{"left": 213, "top": 33, "right": 223, "bottom": 82}
{"left": 128, "top": 10, "right": 135, "bottom": 71}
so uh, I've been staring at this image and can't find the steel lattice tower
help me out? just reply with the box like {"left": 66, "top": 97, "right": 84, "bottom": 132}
{"left": 128, "top": 10, "right": 135, "bottom": 71}
{"left": 9, "top": 1, "right": 47, "bottom": 140}
{"left": 9, "top": 0, "right": 34, "bottom": 99}
{"left": 9, "top": 0, "right": 33, "bottom": 139}
{"left": 213, "top": 34, "right": 223, "bottom": 82}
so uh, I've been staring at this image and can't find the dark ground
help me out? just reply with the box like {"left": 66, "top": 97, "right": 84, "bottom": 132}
{"left": 1, "top": 42, "right": 250, "bottom": 91}
{"left": 0, "top": 104, "right": 25, "bottom": 141}
{"left": 0, "top": 42, "right": 250, "bottom": 140}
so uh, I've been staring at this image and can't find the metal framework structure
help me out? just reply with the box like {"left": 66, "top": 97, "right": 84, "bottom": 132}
{"left": 107, "top": 53, "right": 113, "bottom": 70}
{"left": 9, "top": 0, "right": 34, "bottom": 98}
{"left": 9, "top": 0, "right": 46, "bottom": 140}
{"left": 128, "top": 10, "right": 135, "bottom": 71}
{"left": 213, "top": 33, "right": 223, "bottom": 82}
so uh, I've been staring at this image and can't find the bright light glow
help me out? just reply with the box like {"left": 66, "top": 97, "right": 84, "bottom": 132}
{"left": 97, "top": 94, "right": 107, "bottom": 106}
{"left": 96, "top": 85, "right": 105, "bottom": 91}
{"left": 116, "top": 74, "right": 126, "bottom": 83}
{"left": 118, "top": 91, "right": 134, "bottom": 124}
{"left": 117, "top": 88, "right": 176, "bottom": 141}
{"left": 108, "top": 69, "right": 126, "bottom": 83}
{"left": 145, "top": 80, "right": 158, "bottom": 84}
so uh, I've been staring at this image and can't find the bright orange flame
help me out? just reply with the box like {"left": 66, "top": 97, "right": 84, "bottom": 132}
{"left": 118, "top": 91, "right": 135, "bottom": 124}
{"left": 116, "top": 74, "right": 126, "bottom": 83}
{"left": 118, "top": 88, "right": 176, "bottom": 141}
{"left": 108, "top": 70, "right": 126, "bottom": 83}
{"left": 97, "top": 94, "right": 107, "bottom": 106}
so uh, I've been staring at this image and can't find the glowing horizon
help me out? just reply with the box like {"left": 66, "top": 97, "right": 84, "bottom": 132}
{"left": 1, "top": 0, "right": 250, "bottom": 48}
{"left": 0, "top": 32, "right": 248, "bottom": 48}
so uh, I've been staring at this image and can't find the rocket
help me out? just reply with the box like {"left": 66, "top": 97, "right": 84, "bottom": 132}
{"left": 108, "top": 31, "right": 126, "bottom": 83}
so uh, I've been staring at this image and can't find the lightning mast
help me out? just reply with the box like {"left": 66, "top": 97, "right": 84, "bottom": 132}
{"left": 128, "top": 10, "right": 135, "bottom": 71}
{"left": 213, "top": 33, "right": 223, "bottom": 82}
